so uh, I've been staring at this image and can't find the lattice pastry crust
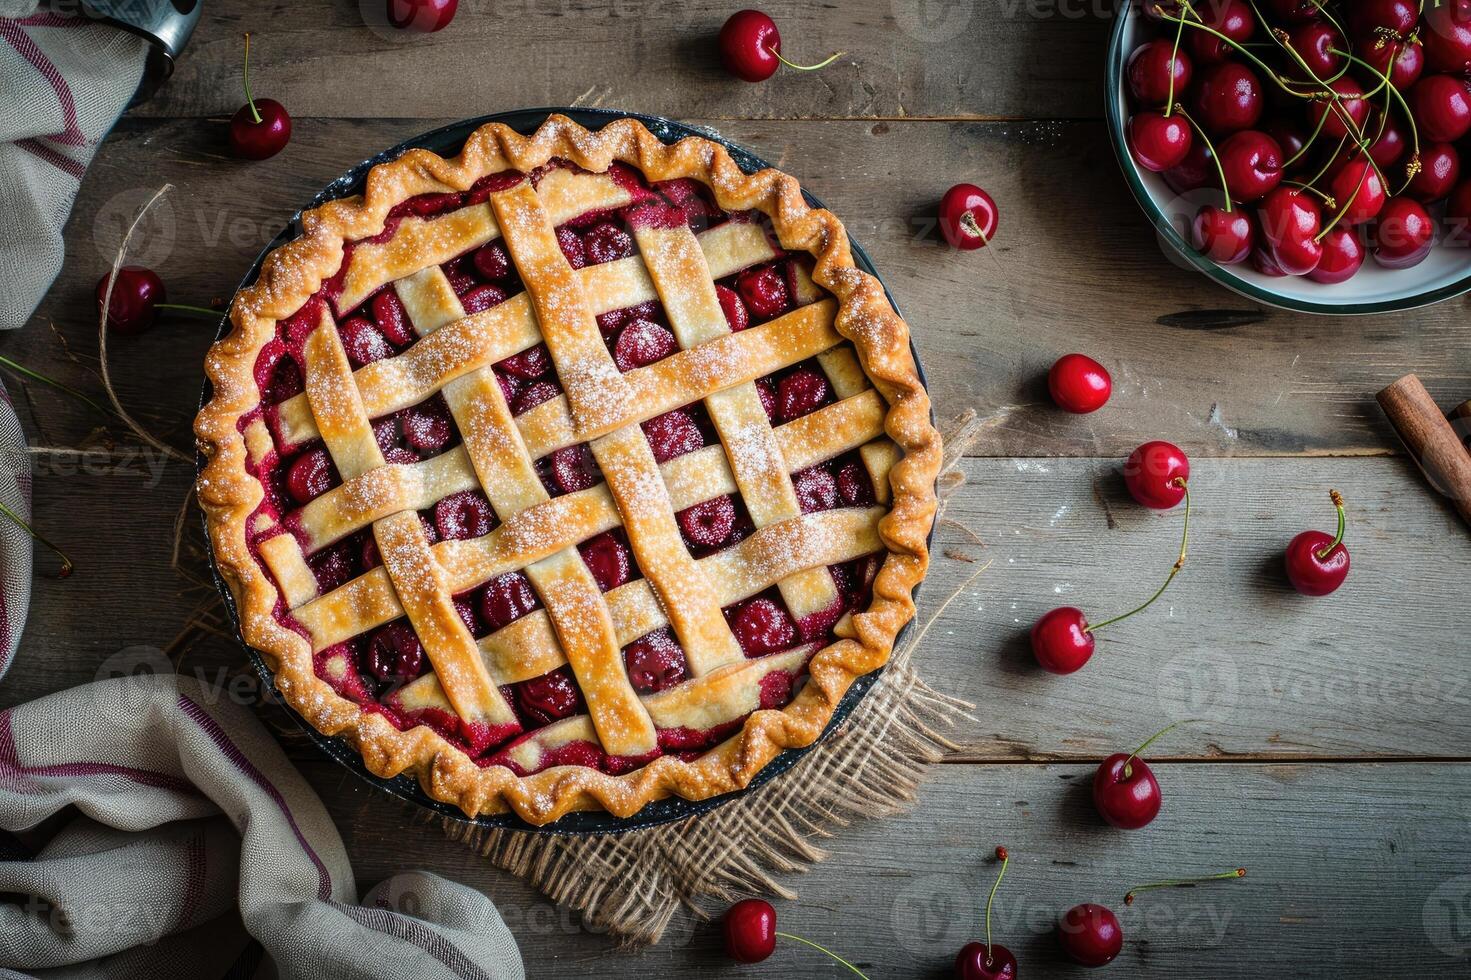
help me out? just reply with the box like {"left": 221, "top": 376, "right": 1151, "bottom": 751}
{"left": 196, "top": 115, "right": 941, "bottom": 825}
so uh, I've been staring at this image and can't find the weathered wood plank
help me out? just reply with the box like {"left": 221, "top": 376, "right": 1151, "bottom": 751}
{"left": 132, "top": 1, "right": 1111, "bottom": 122}
{"left": 10, "top": 118, "right": 1469, "bottom": 458}
{"left": 299, "top": 759, "right": 1471, "bottom": 977}
{"left": 2, "top": 455, "right": 1466, "bottom": 763}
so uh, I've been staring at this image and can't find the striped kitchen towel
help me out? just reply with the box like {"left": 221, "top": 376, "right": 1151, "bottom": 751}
{"left": 0, "top": 3, "right": 148, "bottom": 330}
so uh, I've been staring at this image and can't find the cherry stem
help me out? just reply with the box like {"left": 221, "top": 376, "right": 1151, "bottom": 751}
{"left": 157, "top": 303, "right": 225, "bottom": 318}
{"left": 0, "top": 496, "right": 72, "bottom": 578}
{"left": 765, "top": 43, "right": 844, "bottom": 73}
{"left": 1316, "top": 489, "right": 1347, "bottom": 559}
{"left": 1285, "top": 105, "right": 1332, "bottom": 168}
{"left": 1329, "top": 45, "right": 1422, "bottom": 193}
{"left": 1121, "top": 719, "right": 1198, "bottom": 779}
{"left": 1174, "top": 107, "right": 1231, "bottom": 210}
{"left": 1283, "top": 178, "right": 1337, "bottom": 208}
{"left": 959, "top": 210, "right": 991, "bottom": 246}
{"left": 242, "top": 32, "right": 261, "bottom": 124}
{"left": 1086, "top": 480, "right": 1190, "bottom": 635}
{"left": 985, "top": 845, "right": 1009, "bottom": 964}
{"left": 1316, "top": 163, "right": 1368, "bottom": 241}
{"left": 1165, "top": 12, "right": 1188, "bottom": 115}
{"left": 1125, "top": 868, "right": 1246, "bottom": 906}
{"left": 1156, "top": 11, "right": 1320, "bottom": 98}
{"left": 774, "top": 933, "right": 871, "bottom": 979}
{"left": 0, "top": 353, "right": 112, "bottom": 420}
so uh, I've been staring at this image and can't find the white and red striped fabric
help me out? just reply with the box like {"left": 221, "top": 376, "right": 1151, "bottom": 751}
{"left": 0, "top": 2, "right": 147, "bottom": 330}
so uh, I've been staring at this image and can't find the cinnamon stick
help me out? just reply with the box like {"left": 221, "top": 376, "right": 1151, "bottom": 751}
{"left": 1376, "top": 375, "right": 1471, "bottom": 528}
{"left": 1451, "top": 400, "right": 1471, "bottom": 454}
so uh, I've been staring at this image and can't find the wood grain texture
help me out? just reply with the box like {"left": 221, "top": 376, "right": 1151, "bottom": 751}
{"left": 10, "top": 118, "right": 1471, "bottom": 458}
{"left": 4, "top": 455, "right": 1467, "bottom": 761}
{"left": 300, "top": 758, "right": 1471, "bottom": 977}
{"left": 131, "top": 1, "right": 1110, "bottom": 121}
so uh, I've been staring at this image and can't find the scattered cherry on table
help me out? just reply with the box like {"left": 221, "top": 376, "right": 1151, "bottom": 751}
{"left": 1048, "top": 353, "right": 1111, "bottom": 413}
{"left": 1284, "top": 489, "right": 1350, "bottom": 596}
{"left": 954, "top": 846, "right": 1018, "bottom": 980}
{"left": 718, "top": 9, "right": 843, "bottom": 83}
{"left": 939, "top": 184, "right": 999, "bottom": 250}
{"left": 1057, "top": 903, "right": 1123, "bottom": 967}
{"left": 720, "top": 899, "right": 872, "bottom": 976}
{"left": 387, "top": 0, "right": 458, "bottom": 31}
{"left": 228, "top": 33, "right": 291, "bottom": 160}
{"left": 1123, "top": 440, "right": 1189, "bottom": 509}
{"left": 1092, "top": 721, "right": 1189, "bottom": 830}
{"left": 95, "top": 266, "right": 165, "bottom": 335}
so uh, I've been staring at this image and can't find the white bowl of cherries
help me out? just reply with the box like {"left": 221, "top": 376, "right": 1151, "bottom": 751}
{"left": 1108, "top": 0, "right": 1471, "bottom": 313}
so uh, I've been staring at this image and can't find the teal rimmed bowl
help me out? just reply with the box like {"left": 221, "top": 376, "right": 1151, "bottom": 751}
{"left": 1106, "top": 2, "right": 1471, "bottom": 315}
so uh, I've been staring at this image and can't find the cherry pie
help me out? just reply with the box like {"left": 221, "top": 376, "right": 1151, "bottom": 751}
{"left": 196, "top": 115, "right": 940, "bottom": 825}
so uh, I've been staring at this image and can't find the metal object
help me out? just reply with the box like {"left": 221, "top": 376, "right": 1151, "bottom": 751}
{"left": 79, "top": 0, "right": 200, "bottom": 104}
{"left": 202, "top": 108, "right": 932, "bottom": 835}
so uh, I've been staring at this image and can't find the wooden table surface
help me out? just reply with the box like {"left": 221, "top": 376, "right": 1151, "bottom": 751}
{"left": 4, "top": 1, "right": 1471, "bottom": 976}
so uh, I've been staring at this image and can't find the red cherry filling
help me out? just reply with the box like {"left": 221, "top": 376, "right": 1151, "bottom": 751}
{"left": 641, "top": 409, "right": 704, "bottom": 463}
{"left": 340, "top": 317, "right": 392, "bottom": 366}
{"left": 715, "top": 283, "right": 750, "bottom": 331}
{"left": 729, "top": 596, "right": 798, "bottom": 657}
{"left": 373, "top": 416, "right": 420, "bottom": 465}
{"left": 624, "top": 627, "right": 688, "bottom": 693}
{"left": 835, "top": 459, "right": 876, "bottom": 506}
{"left": 401, "top": 396, "right": 454, "bottom": 453}
{"left": 287, "top": 447, "right": 337, "bottom": 504}
{"left": 516, "top": 666, "right": 585, "bottom": 726}
{"left": 756, "top": 377, "right": 778, "bottom": 422}
{"left": 477, "top": 572, "right": 539, "bottom": 630}
{"left": 613, "top": 318, "right": 679, "bottom": 371}
{"left": 735, "top": 266, "right": 790, "bottom": 320}
{"left": 433, "top": 489, "right": 494, "bottom": 540}
{"left": 655, "top": 178, "right": 718, "bottom": 223}
{"left": 677, "top": 494, "right": 736, "bottom": 549}
{"left": 776, "top": 367, "right": 832, "bottom": 422}
{"left": 307, "top": 542, "right": 355, "bottom": 593}
{"left": 366, "top": 621, "right": 427, "bottom": 683}
{"left": 758, "top": 671, "right": 795, "bottom": 710}
{"left": 549, "top": 444, "right": 600, "bottom": 494}
{"left": 556, "top": 226, "right": 586, "bottom": 269}
{"left": 500, "top": 343, "right": 552, "bottom": 379}
{"left": 257, "top": 344, "right": 304, "bottom": 403}
{"left": 580, "top": 532, "right": 633, "bottom": 591}
{"left": 460, "top": 284, "right": 506, "bottom": 315}
{"left": 792, "top": 466, "right": 840, "bottom": 513}
{"left": 512, "top": 379, "right": 561, "bottom": 415}
{"left": 472, "top": 241, "right": 511, "bottom": 281}
{"left": 371, "top": 288, "right": 415, "bottom": 345}
{"left": 583, "top": 222, "right": 634, "bottom": 265}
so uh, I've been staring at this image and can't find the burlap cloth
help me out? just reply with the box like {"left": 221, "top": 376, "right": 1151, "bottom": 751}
{"left": 432, "top": 413, "right": 984, "bottom": 947}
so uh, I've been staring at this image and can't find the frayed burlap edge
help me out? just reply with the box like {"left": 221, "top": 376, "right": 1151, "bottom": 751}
{"left": 432, "top": 412, "right": 985, "bottom": 947}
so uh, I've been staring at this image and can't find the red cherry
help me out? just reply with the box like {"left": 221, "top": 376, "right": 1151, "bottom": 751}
{"left": 1409, "top": 75, "right": 1471, "bottom": 143}
{"left": 719, "top": 10, "right": 782, "bottom": 82}
{"left": 736, "top": 265, "right": 791, "bottom": 318}
{"left": 1327, "top": 158, "right": 1387, "bottom": 226}
{"left": 1123, "top": 440, "right": 1189, "bottom": 509}
{"left": 730, "top": 596, "right": 797, "bottom": 656}
{"left": 1263, "top": 121, "right": 1308, "bottom": 172}
{"left": 1192, "top": 205, "right": 1255, "bottom": 265}
{"left": 1349, "top": 0, "right": 1420, "bottom": 41}
{"left": 1048, "top": 353, "right": 1112, "bottom": 413}
{"left": 1193, "top": 61, "right": 1264, "bottom": 133}
{"left": 366, "top": 621, "right": 426, "bottom": 682}
{"left": 1372, "top": 196, "right": 1436, "bottom": 268}
{"left": 1093, "top": 752, "right": 1162, "bottom": 830}
{"left": 1251, "top": 242, "right": 1289, "bottom": 276}
{"left": 1216, "top": 129, "right": 1283, "bottom": 202}
{"left": 1187, "top": 0, "right": 1255, "bottom": 64}
{"left": 954, "top": 943, "right": 1017, "bottom": 980}
{"left": 287, "top": 447, "right": 336, "bottom": 504}
{"left": 1265, "top": 0, "right": 1319, "bottom": 21}
{"left": 579, "top": 532, "right": 632, "bottom": 591}
{"left": 516, "top": 666, "right": 584, "bottom": 725}
{"left": 1030, "top": 606, "right": 1095, "bottom": 675}
{"left": 1058, "top": 904, "right": 1123, "bottom": 967}
{"left": 624, "top": 628, "right": 688, "bottom": 693}
{"left": 1127, "top": 111, "right": 1193, "bottom": 172}
{"left": 1308, "top": 77, "right": 1369, "bottom": 141}
{"left": 1446, "top": 179, "right": 1471, "bottom": 244}
{"left": 1364, "top": 113, "right": 1408, "bottom": 168}
{"left": 1409, "top": 142, "right": 1462, "bottom": 202}
{"left": 1423, "top": 0, "right": 1471, "bottom": 73}
{"left": 387, "top": 0, "right": 458, "bottom": 31}
{"left": 228, "top": 35, "right": 290, "bottom": 160}
{"left": 1357, "top": 35, "right": 1423, "bottom": 91}
{"left": 1163, "top": 137, "right": 1218, "bottom": 193}
{"left": 1307, "top": 227, "right": 1366, "bottom": 284}
{"left": 1259, "top": 186, "right": 1324, "bottom": 276}
{"left": 1287, "top": 20, "right": 1343, "bottom": 79}
{"left": 939, "top": 183, "right": 1000, "bottom": 249}
{"left": 1127, "top": 38, "right": 1192, "bottom": 105}
{"left": 1285, "top": 489, "right": 1350, "bottom": 596}
{"left": 95, "top": 266, "right": 165, "bottom": 335}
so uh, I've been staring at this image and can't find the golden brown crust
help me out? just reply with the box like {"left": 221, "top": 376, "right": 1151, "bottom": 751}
{"left": 195, "top": 114, "right": 941, "bottom": 826}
